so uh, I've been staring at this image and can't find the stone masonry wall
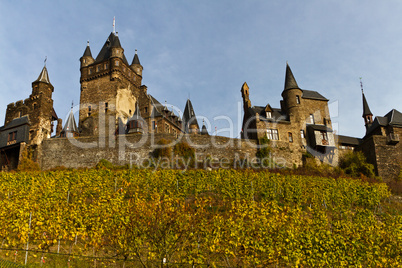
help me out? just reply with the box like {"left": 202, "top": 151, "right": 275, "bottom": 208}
{"left": 40, "top": 134, "right": 259, "bottom": 170}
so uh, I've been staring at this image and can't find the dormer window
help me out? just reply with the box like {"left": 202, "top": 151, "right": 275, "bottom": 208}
{"left": 104, "top": 63, "right": 109, "bottom": 69}
{"left": 266, "top": 111, "right": 272, "bottom": 118}
{"left": 96, "top": 65, "right": 101, "bottom": 72}
{"left": 89, "top": 68, "right": 93, "bottom": 75}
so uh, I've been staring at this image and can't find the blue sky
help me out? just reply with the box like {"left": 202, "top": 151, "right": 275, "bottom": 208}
{"left": 0, "top": 0, "right": 401, "bottom": 138}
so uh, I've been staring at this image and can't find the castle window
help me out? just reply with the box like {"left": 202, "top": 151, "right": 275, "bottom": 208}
{"left": 288, "top": 132, "right": 293, "bottom": 143}
{"left": 88, "top": 105, "right": 92, "bottom": 116}
{"left": 300, "top": 129, "right": 305, "bottom": 139}
{"left": 309, "top": 114, "right": 315, "bottom": 124}
{"left": 166, "top": 123, "right": 170, "bottom": 133}
{"left": 145, "top": 107, "right": 148, "bottom": 114}
{"left": 18, "top": 111, "right": 22, "bottom": 117}
{"left": 266, "top": 111, "right": 272, "bottom": 118}
{"left": 115, "top": 60, "right": 119, "bottom": 66}
{"left": 105, "top": 102, "right": 108, "bottom": 113}
{"left": 96, "top": 65, "right": 101, "bottom": 72}
{"left": 83, "top": 59, "right": 86, "bottom": 63}
{"left": 7, "top": 131, "right": 17, "bottom": 144}
{"left": 104, "top": 63, "right": 108, "bottom": 69}
{"left": 89, "top": 68, "right": 93, "bottom": 74}
{"left": 123, "top": 67, "right": 126, "bottom": 72}
{"left": 321, "top": 131, "right": 328, "bottom": 141}
{"left": 129, "top": 109, "right": 132, "bottom": 115}
{"left": 266, "top": 129, "right": 279, "bottom": 140}
{"left": 152, "top": 121, "right": 156, "bottom": 130}
{"left": 296, "top": 95, "right": 300, "bottom": 104}
{"left": 33, "top": 103, "right": 37, "bottom": 110}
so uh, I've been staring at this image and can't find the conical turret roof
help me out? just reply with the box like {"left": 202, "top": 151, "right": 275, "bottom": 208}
{"left": 132, "top": 50, "right": 141, "bottom": 65}
{"left": 284, "top": 63, "right": 300, "bottom": 91}
{"left": 128, "top": 103, "right": 142, "bottom": 122}
{"left": 62, "top": 109, "right": 78, "bottom": 133}
{"left": 82, "top": 42, "right": 93, "bottom": 57}
{"left": 362, "top": 92, "right": 373, "bottom": 117}
{"left": 34, "top": 66, "right": 51, "bottom": 84}
{"left": 183, "top": 99, "right": 199, "bottom": 133}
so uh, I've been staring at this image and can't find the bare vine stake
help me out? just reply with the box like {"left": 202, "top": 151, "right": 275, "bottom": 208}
{"left": 25, "top": 212, "right": 32, "bottom": 265}
{"left": 57, "top": 239, "right": 60, "bottom": 253}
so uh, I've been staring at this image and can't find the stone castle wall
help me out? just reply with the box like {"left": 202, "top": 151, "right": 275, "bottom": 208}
{"left": 40, "top": 134, "right": 261, "bottom": 170}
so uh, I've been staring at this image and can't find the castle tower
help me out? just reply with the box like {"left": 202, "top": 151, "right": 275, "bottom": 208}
{"left": 281, "top": 63, "right": 303, "bottom": 119}
{"left": 130, "top": 49, "right": 143, "bottom": 77}
{"left": 126, "top": 103, "right": 144, "bottom": 134}
{"left": 61, "top": 108, "right": 79, "bottom": 137}
{"left": 183, "top": 99, "right": 199, "bottom": 134}
{"left": 78, "top": 23, "right": 145, "bottom": 136}
{"left": 80, "top": 41, "right": 94, "bottom": 69}
{"left": 361, "top": 80, "right": 373, "bottom": 131}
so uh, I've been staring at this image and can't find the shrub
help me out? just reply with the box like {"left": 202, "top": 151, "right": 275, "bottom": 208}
{"left": 96, "top": 159, "right": 114, "bottom": 169}
{"left": 17, "top": 148, "right": 40, "bottom": 171}
{"left": 174, "top": 141, "right": 195, "bottom": 168}
{"left": 256, "top": 136, "right": 271, "bottom": 167}
{"left": 153, "top": 138, "right": 173, "bottom": 159}
{"left": 339, "top": 151, "right": 375, "bottom": 178}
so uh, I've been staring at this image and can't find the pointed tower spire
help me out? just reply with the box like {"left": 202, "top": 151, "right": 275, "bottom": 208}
{"left": 34, "top": 65, "right": 51, "bottom": 85}
{"left": 61, "top": 108, "right": 79, "bottom": 137}
{"left": 132, "top": 49, "right": 141, "bottom": 65}
{"left": 183, "top": 99, "right": 199, "bottom": 134}
{"left": 360, "top": 78, "right": 373, "bottom": 130}
{"left": 284, "top": 63, "right": 299, "bottom": 91}
{"left": 83, "top": 41, "right": 92, "bottom": 57}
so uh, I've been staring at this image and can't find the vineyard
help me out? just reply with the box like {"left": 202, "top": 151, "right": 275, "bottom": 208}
{"left": 0, "top": 168, "right": 401, "bottom": 267}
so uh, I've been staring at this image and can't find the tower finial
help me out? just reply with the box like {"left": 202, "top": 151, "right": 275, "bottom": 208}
{"left": 87, "top": 40, "right": 89, "bottom": 46}
{"left": 360, "top": 77, "right": 363, "bottom": 93}
{"left": 113, "top": 16, "right": 116, "bottom": 34}
{"left": 44, "top": 56, "right": 47, "bottom": 66}
{"left": 71, "top": 100, "right": 74, "bottom": 109}
{"left": 135, "top": 49, "right": 138, "bottom": 55}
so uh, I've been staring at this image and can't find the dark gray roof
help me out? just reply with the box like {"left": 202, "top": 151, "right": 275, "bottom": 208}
{"left": 301, "top": 90, "right": 328, "bottom": 101}
{"left": 307, "top": 124, "right": 333, "bottom": 132}
{"left": 183, "top": 99, "right": 199, "bottom": 132}
{"left": 362, "top": 92, "right": 372, "bottom": 116}
{"left": 94, "top": 32, "right": 129, "bottom": 65}
{"left": 62, "top": 110, "right": 78, "bottom": 133}
{"left": 386, "top": 109, "right": 402, "bottom": 126}
{"left": 284, "top": 63, "right": 299, "bottom": 91}
{"left": 335, "top": 134, "right": 361, "bottom": 146}
{"left": 33, "top": 66, "right": 51, "bottom": 85}
{"left": 127, "top": 104, "right": 142, "bottom": 122}
{"left": 132, "top": 51, "right": 141, "bottom": 65}
{"left": 252, "top": 106, "right": 289, "bottom": 122}
{"left": 367, "top": 109, "right": 402, "bottom": 134}
{"left": 201, "top": 124, "right": 209, "bottom": 135}
{"left": 3, "top": 116, "right": 30, "bottom": 130}
{"left": 82, "top": 43, "right": 93, "bottom": 57}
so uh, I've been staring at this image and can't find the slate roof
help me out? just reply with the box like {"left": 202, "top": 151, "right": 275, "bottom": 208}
{"left": 94, "top": 32, "right": 129, "bottom": 65}
{"left": 362, "top": 92, "right": 373, "bottom": 116}
{"left": 34, "top": 66, "right": 52, "bottom": 85}
{"left": 335, "top": 134, "right": 361, "bottom": 146}
{"left": 62, "top": 110, "right": 78, "bottom": 133}
{"left": 127, "top": 104, "right": 142, "bottom": 122}
{"left": 252, "top": 106, "right": 289, "bottom": 122}
{"left": 366, "top": 109, "right": 402, "bottom": 135}
{"left": 82, "top": 42, "right": 93, "bottom": 57}
{"left": 132, "top": 50, "right": 141, "bottom": 65}
{"left": 284, "top": 63, "right": 299, "bottom": 91}
{"left": 301, "top": 89, "right": 328, "bottom": 101}
{"left": 2, "top": 116, "right": 30, "bottom": 130}
{"left": 183, "top": 99, "right": 199, "bottom": 131}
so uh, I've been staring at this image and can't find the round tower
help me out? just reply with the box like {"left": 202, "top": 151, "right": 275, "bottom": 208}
{"left": 130, "top": 49, "right": 143, "bottom": 77}
{"left": 80, "top": 41, "right": 94, "bottom": 69}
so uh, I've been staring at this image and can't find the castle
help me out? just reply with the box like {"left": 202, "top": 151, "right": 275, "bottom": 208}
{"left": 0, "top": 26, "right": 400, "bottom": 182}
